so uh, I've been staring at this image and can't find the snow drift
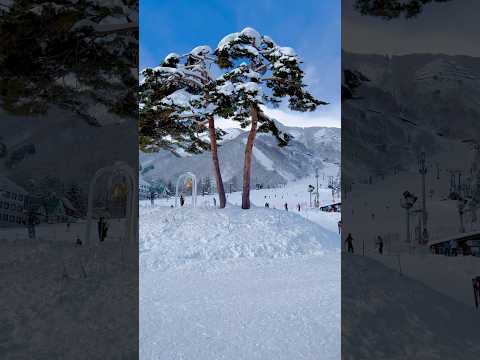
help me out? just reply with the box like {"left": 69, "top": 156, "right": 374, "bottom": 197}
{"left": 140, "top": 205, "right": 339, "bottom": 271}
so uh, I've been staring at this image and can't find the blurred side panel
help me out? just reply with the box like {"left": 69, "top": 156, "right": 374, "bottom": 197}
{"left": 0, "top": 1, "right": 139, "bottom": 358}
{"left": 342, "top": 0, "right": 480, "bottom": 359}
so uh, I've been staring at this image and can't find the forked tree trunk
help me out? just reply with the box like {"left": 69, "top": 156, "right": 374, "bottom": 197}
{"left": 208, "top": 116, "right": 226, "bottom": 208}
{"left": 241, "top": 105, "right": 259, "bottom": 209}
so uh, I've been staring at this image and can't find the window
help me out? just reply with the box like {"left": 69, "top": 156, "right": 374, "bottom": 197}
{"left": 18, "top": 194, "right": 23, "bottom": 201}
{"left": 9, "top": 215, "right": 14, "bottom": 222}
{"left": 16, "top": 217, "right": 21, "bottom": 224}
{"left": 4, "top": 202, "right": 8, "bottom": 210}
{"left": 2, "top": 214, "right": 8, "bottom": 221}
{"left": 12, "top": 193, "right": 17, "bottom": 200}
{"left": 5, "top": 191, "right": 10, "bottom": 199}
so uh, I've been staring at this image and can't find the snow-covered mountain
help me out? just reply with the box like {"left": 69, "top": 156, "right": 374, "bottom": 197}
{"left": 342, "top": 52, "right": 480, "bottom": 182}
{"left": 140, "top": 123, "right": 340, "bottom": 188}
{"left": 0, "top": 108, "right": 137, "bottom": 191}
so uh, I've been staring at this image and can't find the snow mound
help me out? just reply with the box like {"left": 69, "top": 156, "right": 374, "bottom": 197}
{"left": 140, "top": 206, "right": 338, "bottom": 271}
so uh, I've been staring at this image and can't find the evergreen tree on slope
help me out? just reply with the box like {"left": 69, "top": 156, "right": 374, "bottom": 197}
{"left": 211, "top": 27, "right": 327, "bottom": 209}
{"left": 139, "top": 47, "right": 228, "bottom": 208}
{"left": 0, "top": 0, "right": 138, "bottom": 125}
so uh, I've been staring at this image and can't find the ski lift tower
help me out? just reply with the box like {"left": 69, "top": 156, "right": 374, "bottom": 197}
{"left": 401, "top": 191, "right": 418, "bottom": 244}
{"left": 418, "top": 152, "right": 429, "bottom": 243}
{"left": 314, "top": 168, "right": 320, "bottom": 208}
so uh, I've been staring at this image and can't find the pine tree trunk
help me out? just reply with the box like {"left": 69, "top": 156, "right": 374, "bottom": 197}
{"left": 242, "top": 105, "right": 259, "bottom": 209}
{"left": 208, "top": 116, "right": 226, "bottom": 208}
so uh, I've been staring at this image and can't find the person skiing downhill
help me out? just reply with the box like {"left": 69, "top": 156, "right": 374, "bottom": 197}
{"left": 284, "top": 203, "right": 288, "bottom": 211}
{"left": 297, "top": 203, "right": 301, "bottom": 211}
{"left": 213, "top": 197, "right": 217, "bottom": 207}
{"left": 180, "top": 194, "right": 185, "bottom": 207}
{"left": 345, "top": 233, "right": 354, "bottom": 253}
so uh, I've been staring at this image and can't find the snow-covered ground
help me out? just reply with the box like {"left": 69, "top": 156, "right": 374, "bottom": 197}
{"left": 343, "top": 254, "right": 480, "bottom": 360}
{"left": 140, "top": 176, "right": 341, "bottom": 359}
{"left": 344, "top": 145, "right": 480, "bottom": 314}
{"left": 154, "top": 164, "right": 341, "bottom": 233}
{"left": 0, "top": 221, "right": 137, "bottom": 359}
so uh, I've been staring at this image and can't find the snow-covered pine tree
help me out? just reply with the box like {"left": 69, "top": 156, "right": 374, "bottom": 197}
{"left": 354, "top": 0, "right": 451, "bottom": 20}
{"left": 139, "top": 46, "right": 228, "bottom": 208}
{"left": 211, "top": 27, "right": 327, "bottom": 209}
{"left": 0, "top": 0, "right": 138, "bottom": 126}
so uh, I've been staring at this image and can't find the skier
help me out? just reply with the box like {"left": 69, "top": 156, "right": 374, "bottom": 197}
{"left": 345, "top": 233, "right": 354, "bottom": 253}
{"left": 297, "top": 203, "right": 301, "bottom": 212}
{"left": 76, "top": 237, "right": 82, "bottom": 246}
{"left": 265, "top": 202, "right": 269, "bottom": 208}
{"left": 284, "top": 203, "right": 288, "bottom": 211}
{"left": 150, "top": 190, "right": 155, "bottom": 207}
{"left": 337, "top": 220, "right": 342, "bottom": 235}
{"left": 376, "top": 235, "right": 384, "bottom": 255}
{"left": 97, "top": 217, "right": 104, "bottom": 240}
{"left": 213, "top": 197, "right": 217, "bottom": 207}
{"left": 97, "top": 217, "right": 109, "bottom": 242}
{"left": 473, "top": 276, "right": 480, "bottom": 309}
{"left": 449, "top": 239, "right": 457, "bottom": 256}
{"left": 180, "top": 194, "right": 185, "bottom": 207}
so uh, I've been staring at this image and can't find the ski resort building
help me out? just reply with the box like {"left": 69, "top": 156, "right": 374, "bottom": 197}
{"left": 320, "top": 202, "right": 341, "bottom": 212}
{"left": 0, "top": 176, "right": 28, "bottom": 227}
{"left": 429, "top": 231, "right": 480, "bottom": 256}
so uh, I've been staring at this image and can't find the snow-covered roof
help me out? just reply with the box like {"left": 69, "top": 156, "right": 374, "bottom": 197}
{"left": 429, "top": 230, "right": 480, "bottom": 246}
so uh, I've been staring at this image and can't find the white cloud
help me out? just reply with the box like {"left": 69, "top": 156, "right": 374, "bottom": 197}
{"left": 215, "top": 103, "right": 341, "bottom": 130}
{"left": 262, "top": 105, "right": 340, "bottom": 128}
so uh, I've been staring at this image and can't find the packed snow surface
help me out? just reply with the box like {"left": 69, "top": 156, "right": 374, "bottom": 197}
{"left": 140, "top": 199, "right": 340, "bottom": 359}
{"left": 343, "top": 254, "right": 480, "bottom": 360}
{"left": 140, "top": 205, "right": 338, "bottom": 272}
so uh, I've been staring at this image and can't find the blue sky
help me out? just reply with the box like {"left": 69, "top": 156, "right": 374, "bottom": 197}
{"left": 140, "top": 0, "right": 340, "bottom": 128}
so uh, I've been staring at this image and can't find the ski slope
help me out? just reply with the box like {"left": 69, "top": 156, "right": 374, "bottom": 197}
{"left": 343, "top": 254, "right": 480, "bottom": 360}
{"left": 140, "top": 184, "right": 341, "bottom": 359}
{"left": 155, "top": 167, "right": 341, "bottom": 234}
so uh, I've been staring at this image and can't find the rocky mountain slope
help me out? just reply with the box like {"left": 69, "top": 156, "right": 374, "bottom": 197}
{"left": 342, "top": 51, "right": 480, "bottom": 183}
{"left": 140, "top": 123, "right": 340, "bottom": 189}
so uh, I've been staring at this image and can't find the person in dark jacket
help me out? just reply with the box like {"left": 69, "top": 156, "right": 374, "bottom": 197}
{"left": 284, "top": 203, "right": 288, "bottom": 211}
{"left": 97, "top": 216, "right": 109, "bottom": 242}
{"left": 345, "top": 233, "right": 354, "bottom": 253}
{"left": 180, "top": 194, "right": 185, "bottom": 207}
{"left": 377, "top": 235, "right": 384, "bottom": 254}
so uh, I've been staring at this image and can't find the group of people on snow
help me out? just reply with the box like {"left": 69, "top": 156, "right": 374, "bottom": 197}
{"left": 263, "top": 201, "right": 302, "bottom": 212}
{"left": 344, "top": 232, "right": 384, "bottom": 255}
